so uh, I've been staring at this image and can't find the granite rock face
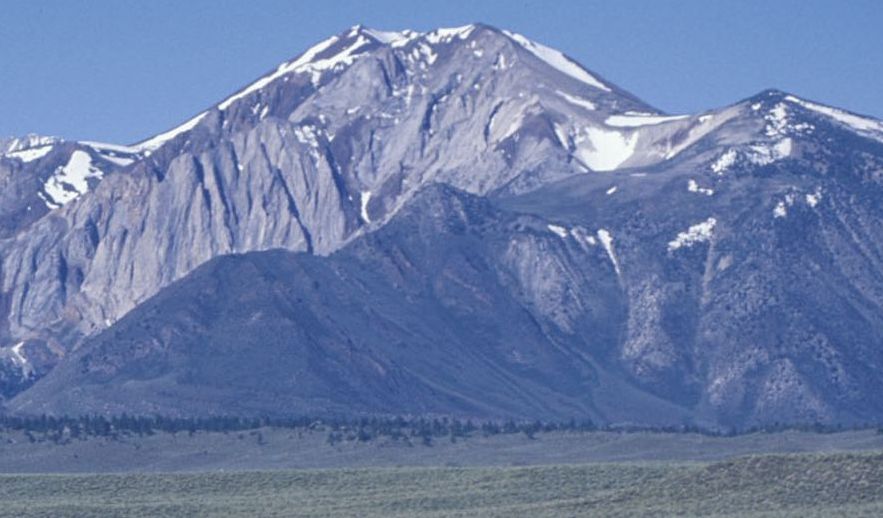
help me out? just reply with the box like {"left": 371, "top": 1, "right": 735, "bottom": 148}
{"left": 2, "top": 25, "right": 883, "bottom": 426}
{"left": 0, "top": 25, "right": 657, "bottom": 386}
{"left": 9, "top": 186, "right": 654, "bottom": 422}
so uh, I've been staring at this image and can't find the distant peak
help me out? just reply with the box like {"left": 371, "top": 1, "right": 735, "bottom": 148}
{"left": 1, "top": 134, "right": 60, "bottom": 154}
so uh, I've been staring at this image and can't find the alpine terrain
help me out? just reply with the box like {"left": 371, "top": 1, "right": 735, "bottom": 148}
{"left": 2, "top": 24, "right": 883, "bottom": 429}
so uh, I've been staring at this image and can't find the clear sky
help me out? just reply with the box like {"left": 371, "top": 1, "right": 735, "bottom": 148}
{"left": 1, "top": 0, "right": 880, "bottom": 145}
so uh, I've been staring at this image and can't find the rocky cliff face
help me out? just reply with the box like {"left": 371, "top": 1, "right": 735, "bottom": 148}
{"left": 2, "top": 25, "right": 883, "bottom": 426}
{"left": 499, "top": 95, "right": 883, "bottom": 425}
{"left": 9, "top": 185, "right": 657, "bottom": 422}
{"left": 0, "top": 24, "right": 657, "bottom": 381}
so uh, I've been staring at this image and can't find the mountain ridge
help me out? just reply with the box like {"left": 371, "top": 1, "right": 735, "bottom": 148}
{"left": 1, "top": 24, "right": 882, "bottom": 427}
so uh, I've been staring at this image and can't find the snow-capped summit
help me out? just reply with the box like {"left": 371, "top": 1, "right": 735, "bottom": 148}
{"left": 130, "top": 24, "right": 653, "bottom": 156}
{"left": 2, "top": 24, "right": 883, "bottom": 427}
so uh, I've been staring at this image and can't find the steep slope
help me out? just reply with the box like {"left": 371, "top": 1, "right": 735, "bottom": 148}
{"left": 499, "top": 90, "right": 883, "bottom": 426}
{"left": 15, "top": 92, "right": 883, "bottom": 426}
{"left": 0, "top": 24, "right": 669, "bottom": 395}
{"left": 14, "top": 88, "right": 883, "bottom": 426}
{"left": 2, "top": 25, "right": 883, "bottom": 427}
{"left": 10, "top": 184, "right": 689, "bottom": 423}
{"left": 0, "top": 137, "right": 141, "bottom": 394}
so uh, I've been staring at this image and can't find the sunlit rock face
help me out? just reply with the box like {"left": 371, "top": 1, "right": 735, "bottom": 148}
{"left": 3, "top": 25, "right": 883, "bottom": 428}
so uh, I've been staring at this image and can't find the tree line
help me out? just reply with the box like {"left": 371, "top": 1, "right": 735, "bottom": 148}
{"left": 0, "top": 413, "right": 876, "bottom": 445}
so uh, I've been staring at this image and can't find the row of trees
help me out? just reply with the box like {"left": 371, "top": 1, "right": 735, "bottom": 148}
{"left": 0, "top": 413, "right": 876, "bottom": 445}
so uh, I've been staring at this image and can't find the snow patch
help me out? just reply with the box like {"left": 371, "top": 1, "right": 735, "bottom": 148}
{"left": 134, "top": 112, "right": 208, "bottom": 153}
{"left": 687, "top": 179, "right": 714, "bottom": 196}
{"left": 417, "top": 43, "right": 438, "bottom": 65}
{"left": 773, "top": 201, "right": 788, "bottom": 218}
{"left": 2, "top": 135, "right": 58, "bottom": 154}
{"left": 6, "top": 342, "right": 32, "bottom": 377}
{"left": 6, "top": 145, "right": 52, "bottom": 163}
{"left": 362, "top": 28, "right": 419, "bottom": 46}
{"left": 597, "top": 229, "right": 621, "bottom": 275}
{"left": 711, "top": 149, "right": 738, "bottom": 174}
{"left": 555, "top": 90, "right": 596, "bottom": 111}
{"left": 762, "top": 102, "right": 813, "bottom": 141}
{"left": 553, "top": 123, "right": 570, "bottom": 148}
{"left": 503, "top": 30, "right": 611, "bottom": 91}
{"left": 167, "top": 27, "right": 377, "bottom": 138}
{"left": 568, "top": 228, "right": 597, "bottom": 247}
{"left": 774, "top": 138, "right": 793, "bottom": 157}
{"left": 547, "top": 224, "right": 568, "bottom": 238}
{"left": 573, "top": 127, "right": 638, "bottom": 171}
{"left": 605, "top": 113, "right": 688, "bottom": 127}
{"left": 746, "top": 138, "right": 793, "bottom": 166}
{"left": 98, "top": 154, "right": 135, "bottom": 167}
{"left": 42, "top": 150, "right": 103, "bottom": 208}
{"left": 216, "top": 35, "right": 343, "bottom": 111}
{"left": 765, "top": 103, "right": 790, "bottom": 138}
{"left": 10, "top": 342, "right": 27, "bottom": 366}
{"left": 294, "top": 125, "right": 321, "bottom": 148}
{"left": 668, "top": 217, "right": 717, "bottom": 251}
{"left": 806, "top": 188, "right": 823, "bottom": 207}
{"left": 606, "top": 185, "right": 618, "bottom": 195}
{"left": 425, "top": 25, "right": 475, "bottom": 45}
{"left": 360, "top": 191, "right": 372, "bottom": 223}
{"left": 773, "top": 194, "right": 796, "bottom": 218}
{"left": 785, "top": 95, "right": 883, "bottom": 135}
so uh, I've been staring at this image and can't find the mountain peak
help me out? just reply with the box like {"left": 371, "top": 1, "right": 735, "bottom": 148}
{"left": 129, "top": 23, "right": 627, "bottom": 153}
{"left": 347, "top": 23, "right": 614, "bottom": 93}
{"left": 349, "top": 25, "right": 418, "bottom": 46}
{"left": 3, "top": 23, "right": 883, "bottom": 429}
{"left": 347, "top": 23, "right": 481, "bottom": 47}
{"left": 738, "top": 89, "right": 883, "bottom": 141}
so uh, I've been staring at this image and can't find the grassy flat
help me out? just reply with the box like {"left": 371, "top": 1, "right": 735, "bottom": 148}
{"left": 1, "top": 451, "right": 881, "bottom": 517}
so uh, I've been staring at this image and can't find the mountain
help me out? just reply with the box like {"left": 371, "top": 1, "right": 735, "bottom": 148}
{"left": 11, "top": 185, "right": 682, "bottom": 422}
{"left": 0, "top": 136, "right": 140, "bottom": 237}
{"left": 2, "top": 24, "right": 883, "bottom": 427}
{"left": 0, "top": 24, "right": 658, "bottom": 393}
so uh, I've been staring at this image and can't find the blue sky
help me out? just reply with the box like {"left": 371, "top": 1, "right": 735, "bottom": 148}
{"left": 1, "top": 0, "right": 881, "bottom": 144}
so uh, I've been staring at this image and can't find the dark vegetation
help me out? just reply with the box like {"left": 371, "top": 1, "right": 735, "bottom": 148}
{"left": 0, "top": 413, "right": 877, "bottom": 446}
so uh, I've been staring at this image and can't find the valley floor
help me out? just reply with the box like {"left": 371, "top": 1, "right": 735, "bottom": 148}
{"left": 1, "top": 428, "right": 882, "bottom": 473}
{"left": 1, "top": 451, "right": 882, "bottom": 517}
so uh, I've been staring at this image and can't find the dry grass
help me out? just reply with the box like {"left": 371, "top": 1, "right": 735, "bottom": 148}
{"left": 1, "top": 451, "right": 881, "bottom": 517}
